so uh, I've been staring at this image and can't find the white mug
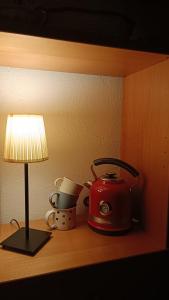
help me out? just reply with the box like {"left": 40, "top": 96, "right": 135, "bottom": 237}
{"left": 45, "top": 207, "right": 76, "bottom": 230}
{"left": 54, "top": 177, "right": 83, "bottom": 196}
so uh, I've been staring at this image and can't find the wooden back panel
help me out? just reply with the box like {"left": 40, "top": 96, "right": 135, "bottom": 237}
{"left": 122, "top": 59, "right": 169, "bottom": 247}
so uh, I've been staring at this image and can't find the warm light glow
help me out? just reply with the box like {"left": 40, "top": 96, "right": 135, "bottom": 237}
{"left": 4, "top": 115, "right": 48, "bottom": 163}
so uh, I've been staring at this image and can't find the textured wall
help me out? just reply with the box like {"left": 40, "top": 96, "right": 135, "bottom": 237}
{"left": 0, "top": 66, "right": 122, "bottom": 224}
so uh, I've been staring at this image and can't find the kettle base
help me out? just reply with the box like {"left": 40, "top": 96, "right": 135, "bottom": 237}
{"left": 88, "top": 222, "right": 132, "bottom": 236}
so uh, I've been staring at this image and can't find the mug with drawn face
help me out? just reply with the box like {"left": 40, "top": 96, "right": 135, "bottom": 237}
{"left": 49, "top": 191, "right": 78, "bottom": 209}
{"left": 45, "top": 206, "right": 76, "bottom": 230}
{"left": 54, "top": 177, "right": 83, "bottom": 196}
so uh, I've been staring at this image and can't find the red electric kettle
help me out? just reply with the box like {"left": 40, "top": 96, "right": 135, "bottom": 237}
{"left": 84, "top": 157, "right": 140, "bottom": 235}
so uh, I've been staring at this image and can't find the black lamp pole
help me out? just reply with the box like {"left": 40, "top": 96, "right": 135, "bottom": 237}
{"left": 0, "top": 161, "right": 51, "bottom": 255}
{"left": 24, "top": 163, "right": 29, "bottom": 240}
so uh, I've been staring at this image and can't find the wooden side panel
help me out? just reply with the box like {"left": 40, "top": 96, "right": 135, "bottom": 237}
{"left": 122, "top": 60, "right": 169, "bottom": 247}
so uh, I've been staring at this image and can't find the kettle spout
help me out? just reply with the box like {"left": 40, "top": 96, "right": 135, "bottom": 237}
{"left": 84, "top": 180, "right": 92, "bottom": 189}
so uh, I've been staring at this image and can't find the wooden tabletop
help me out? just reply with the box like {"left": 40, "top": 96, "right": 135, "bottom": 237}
{"left": 0, "top": 214, "right": 164, "bottom": 284}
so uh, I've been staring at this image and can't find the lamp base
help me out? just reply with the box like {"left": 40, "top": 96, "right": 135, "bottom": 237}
{"left": 0, "top": 227, "right": 51, "bottom": 256}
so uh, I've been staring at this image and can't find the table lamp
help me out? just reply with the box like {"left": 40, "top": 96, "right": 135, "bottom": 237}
{"left": 0, "top": 114, "right": 51, "bottom": 255}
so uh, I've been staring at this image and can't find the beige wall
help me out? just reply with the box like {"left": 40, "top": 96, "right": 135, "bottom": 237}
{"left": 0, "top": 66, "right": 123, "bottom": 224}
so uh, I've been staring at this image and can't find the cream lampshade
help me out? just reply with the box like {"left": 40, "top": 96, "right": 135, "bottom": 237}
{"left": 1, "top": 114, "right": 51, "bottom": 256}
{"left": 4, "top": 114, "right": 48, "bottom": 163}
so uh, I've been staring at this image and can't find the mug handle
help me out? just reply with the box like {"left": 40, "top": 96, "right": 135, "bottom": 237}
{"left": 54, "top": 177, "right": 63, "bottom": 190}
{"left": 49, "top": 192, "right": 59, "bottom": 208}
{"left": 45, "top": 209, "right": 57, "bottom": 230}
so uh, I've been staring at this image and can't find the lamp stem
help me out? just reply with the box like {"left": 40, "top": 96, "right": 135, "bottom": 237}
{"left": 24, "top": 163, "right": 29, "bottom": 239}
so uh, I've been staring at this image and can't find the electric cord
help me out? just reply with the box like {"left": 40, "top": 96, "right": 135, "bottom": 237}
{"left": 0, "top": 219, "right": 21, "bottom": 249}
{"left": 10, "top": 218, "right": 21, "bottom": 229}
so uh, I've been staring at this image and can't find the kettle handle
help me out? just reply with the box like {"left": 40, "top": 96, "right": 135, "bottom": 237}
{"left": 92, "top": 157, "right": 139, "bottom": 179}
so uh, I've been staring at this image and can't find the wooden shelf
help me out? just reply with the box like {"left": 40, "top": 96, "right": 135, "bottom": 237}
{"left": 0, "top": 215, "right": 164, "bottom": 284}
{"left": 0, "top": 32, "right": 169, "bottom": 76}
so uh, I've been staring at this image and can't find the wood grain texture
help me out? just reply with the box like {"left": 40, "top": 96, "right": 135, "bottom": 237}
{"left": 0, "top": 32, "right": 168, "bottom": 76}
{"left": 0, "top": 216, "right": 163, "bottom": 283}
{"left": 122, "top": 59, "right": 169, "bottom": 247}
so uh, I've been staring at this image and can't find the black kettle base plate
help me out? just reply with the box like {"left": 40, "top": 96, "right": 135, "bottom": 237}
{"left": 88, "top": 223, "right": 132, "bottom": 236}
